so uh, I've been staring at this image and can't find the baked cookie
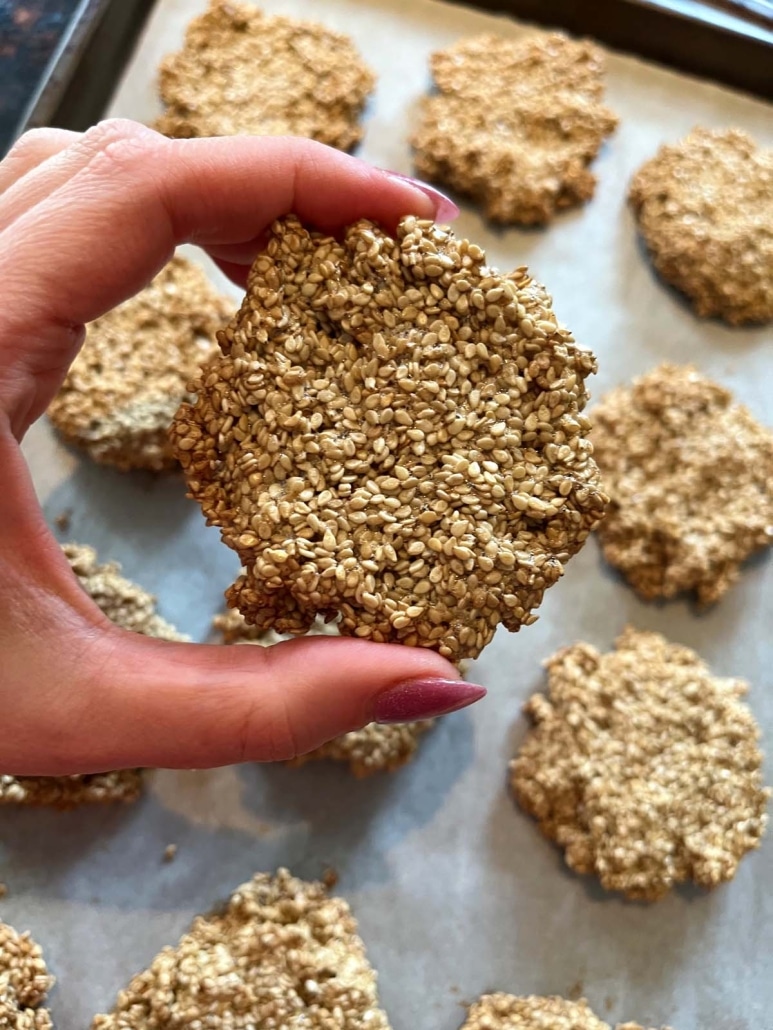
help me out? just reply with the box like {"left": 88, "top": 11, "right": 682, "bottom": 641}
{"left": 592, "top": 364, "right": 773, "bottom": 604}
{"left": 0, "top": 921, "right": 54, "bottom": 1030}
{"left": 91, "top": 868, "right": 392, "bottom": 1030}
{"left": 511, "top": 628, "right": 769, "bottom": 901}
{"left": 629, "top": 128, "right": 773, "bottom": 325}
{"left": 155, "top": 0, "right": 375, "bottom": 150}
{"left": 0, "top": 544, "right": 187, "bottom": 809}
{"left": 172, "top": 216, "right": 605, "bottom": 663}
{"left": 48, "top": 256, "right": 231, "bottom": 471}
{"left": 412, "top": 33, "right": 618, "bottom": 225}
{"left": 460, "top": 993, "right": 669, "bottom": 1030}
{"left": 215, "top": 609, "right": 433, "bottom": 776}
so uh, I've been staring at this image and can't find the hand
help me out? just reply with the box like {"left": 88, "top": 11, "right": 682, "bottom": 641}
{"left": 0, "top": 119, "right": 484, "bottom": 776}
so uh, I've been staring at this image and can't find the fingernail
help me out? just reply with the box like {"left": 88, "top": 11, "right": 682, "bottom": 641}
{"left": 382, "top": 170, "right": 460, "bottom": 223}
{"left": 373, "top": 678, "right": 486, "bottom": 724}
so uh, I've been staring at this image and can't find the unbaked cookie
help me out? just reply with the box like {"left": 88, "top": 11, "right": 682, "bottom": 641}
{"left": 460, "top": 993, "right": 669, "bottom": 1030}
{"left": 0, "top": 921, "right": 54, "bottom": 1030}
{"left": 48, "top": 256, "right": 231, "bottom": 471}
{"left": 591, "top": 364, "right": 773, "bottom": 604}
{"left": 510, "top": 628, "right": 769, "bottom": 901}
{"left": 629, "top": 128, "right": 773, "bottom": 324}
{"left": 155, "top": 0, "right": 375, "bottom": 150}
{"left": 412, "top": 33, "right": 618, "bottom": 225}
{"left": 215, "top": 609, "right": 433, "bottom": 777}
{"left": 172, "top": 215, "right": 605, "bottom": 663}
{"left": 91, "top": 868, "right": 392, "bottom": 1030}
{"left": 0, "top": 544, "right": 187, "bottom": 809}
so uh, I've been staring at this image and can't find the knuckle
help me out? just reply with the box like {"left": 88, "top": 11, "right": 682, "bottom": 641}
{"left": 79, "top": 119, "right": 162, "bottom": 177}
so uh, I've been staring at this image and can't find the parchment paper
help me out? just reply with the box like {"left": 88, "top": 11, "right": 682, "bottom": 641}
{"left": 5, "top": 1, "right": 772, "bottom": 1027}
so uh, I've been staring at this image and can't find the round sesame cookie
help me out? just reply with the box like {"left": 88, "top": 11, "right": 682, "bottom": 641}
{"left": 412, "top": 33, "right": 618, "bottom": 225}
{"left": 511, "top": 628, "right": 770, "bottom": 902}
{"left": 460, "top": 994, "right": 669, "bottom": 1030}
{"left": 215, "top": 608, "right": 433, "bottom": 777}
{"left": 0, "top": 544, "right": 187, "bottom": 809}
{"left": 48, "top": 256, "right": 232, "bottom": 472}
{"left": 591, "top": 364, "right": 773, "bottom": 605}
{"left": 629, "top": 128, "right": 773, "bottom": 324}
{"left": 155, "top": 0, "right": 375, "bottom": 150}
{"left": 91, "top": 868, "right": 391, "bottom": 1030}
{"left": 172, "top": 215, "right": 605, "bottom": 663}
{"left": 0, "top": 921, "right": 54, "bottom": 1030}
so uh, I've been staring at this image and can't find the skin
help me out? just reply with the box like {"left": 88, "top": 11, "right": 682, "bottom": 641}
{"left": 0, "top": 119, "right": 481, "bottom": 777}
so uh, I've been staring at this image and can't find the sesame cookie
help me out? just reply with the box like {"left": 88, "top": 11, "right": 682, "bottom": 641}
{"left": 0, "top": 921, "right": 53, "bottom": 1030}
{"left": 460, "top": 994, "right": 669, "bottom": 1030}
{"left": 592, "top": 364, "right": 773, "bottom": 604}
{"left": 412, "top": 33, "right": 618, "bottom": 225}
{"left": 511, "top": 628, "right": 769, "bottom": 901}
{"left": 91, "top": 868, "right": 392, "bottom": 1030}
{"left": 0, "top": 544, "right": 187, "bottom": 809}
{"left": 629, "top": 128, "right": 773, "bottom": 324}
{"left": 155, "top": 0, "right": 375, "bottom": 150}
{"left": 48, "top": 256, "right": 232, "bottom": 471}
{"left": 172, "top": 216, "right": 605, "bottom": 663}
{"left": 215, "top": 609, "right": 433, "bottom": 776}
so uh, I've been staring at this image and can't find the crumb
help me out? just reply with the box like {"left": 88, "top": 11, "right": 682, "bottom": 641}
{"left": 0, "top": 884, "right": 7, "bottom": 899}
{"left": 48, "top": 256, "right": 232, "bottom": 471}
{"left": 215, "top": 609, "right": 434, "bottom": 775}
{"left": 91, "top": 868, "right": 391, "bottom": 1030}
{"left": 592, "top": 364, "right": 773, "bottom": 604}
{"left": 163, "top": 844, "right": 178, "bottom": 863}
{"left": 53, "top": 510, "right": 71, "bottom": 532}
{"left": 322, "top": 867, "right": 339, "bottom": 889}
{"left": 460, "top": 993, "right": 673, "bottom": 1030}
{"left": 0, "top": 545, "right": 187, "bottom": 809}
{"left": 155, "top": 0, "right": 375, "bottom": 151}
{"left": 0, "top": 921, "right": 54, "bottom": 1030}
{"left": 629, "top": 128, "right": 773, "bottom": 325}
{"left": 510, "top": 627, "right": 770, "bottom": 901}
{"left": 568, "top": 981, "right": 584, "bottom": 1000}
{"left": 173, "top": 215, "right": 605, "bottom": 663}
{"left": 413, "top": 33, "right": 617, "bottom": 225}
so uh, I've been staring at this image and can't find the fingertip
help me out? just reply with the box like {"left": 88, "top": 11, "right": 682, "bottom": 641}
{"left": 375, "top": 169, "right": 460, "bottom": 223}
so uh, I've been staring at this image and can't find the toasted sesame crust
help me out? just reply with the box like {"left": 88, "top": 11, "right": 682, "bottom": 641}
{"left": 591, "top": 364, "right": 773, "bottom": 604}
{"left": 90, "top": 868, "right": 392, "bottom": 1030}
{"left": 0, "top": 921, "right": 54, "bottom": 1030}
{"left": 48, "top": 256, "right": 232, "bottom": 471}
{"left": 173, "top": 215, "right": 605, "bottom": 663}
{"left": 629, "top": 128, "right": 773, "bottom": 325}
{"left": 510, "top": 627, "right": 769, "bottom": 901}
{"left": 155, "top": 0, "right": 375, "bottom": 150}
{"left": 460, "top": 993, "right": 670, "bottom": 1030}
{"left": 215, "top": 609, "right": 433, "bottom": 776}
{"left": 0, "top": 544, "right": 187, "bottom": 809}
{"left": 412, "top": 33, "right": 617, "bottom": 225}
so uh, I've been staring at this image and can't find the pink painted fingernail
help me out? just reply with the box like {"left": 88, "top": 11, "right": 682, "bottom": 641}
{"left": 373, "top": 678, "right": 486, "bottom": 724}
{"left": 382, "top": 170, "right": 460, "bottom": 222}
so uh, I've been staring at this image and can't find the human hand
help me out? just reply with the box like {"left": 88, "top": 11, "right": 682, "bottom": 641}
{"left": 0, "top": 119, "right": 485, "bottom": 776}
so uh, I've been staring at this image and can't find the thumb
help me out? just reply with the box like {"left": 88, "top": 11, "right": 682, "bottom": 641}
{"left": 22, "top": 628, "right": 484, "bottom": 774}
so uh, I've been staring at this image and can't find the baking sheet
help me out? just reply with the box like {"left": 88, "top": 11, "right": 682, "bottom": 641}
{"left": 5, "top": 0, "right": 773, "bottom": 1027}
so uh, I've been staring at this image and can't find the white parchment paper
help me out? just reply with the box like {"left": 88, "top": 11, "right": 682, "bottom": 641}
{"left": 5, "top": 1, "right": 773, "bottom": 1027}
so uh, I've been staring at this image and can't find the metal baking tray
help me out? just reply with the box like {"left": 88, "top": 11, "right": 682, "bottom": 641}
{"left": 6, "top": 1, "right": 773, "bottom": 1027}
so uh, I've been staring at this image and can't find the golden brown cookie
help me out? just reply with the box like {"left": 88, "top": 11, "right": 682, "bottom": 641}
{"left": 0, "top": 921, "right": 54, "bottom": 1030}
{"left": 172, "top": 215, "right": 605, "bottom": 663}
{"left": 215, "top": 609, "right": 433, "bottom": 776}
{"left": 0, "top": 544, "right": 187, "bottom": 809}
{"left": 591, "top": 364, "right": 773, "bottom": 604}
{"left": 460, "top": 993, "right": 669, "bottom": 1030}
{"left": 91, "top": 868, "right": 392, "bottom": 1030}
{"left": 511, "top": 628, "right": 770, "bottom": 901}
{"left": 48, "top": 256, "right": 232, "bottom": 471}
{"left": 155, "top": 0, "right": 375, "bottom": 150}
{"left": 629, "top": 128, "right": 773, "bottom": 325}
{"left": 412, "top": 33, "right": 618, "bottom": 225}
